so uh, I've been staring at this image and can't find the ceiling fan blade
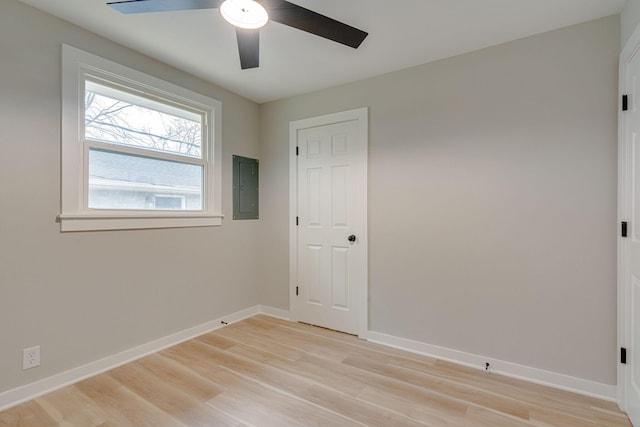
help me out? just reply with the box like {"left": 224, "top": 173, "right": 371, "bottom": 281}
{"left": 263, "top": 0, "right": 367, "bottom": 49}
{"left": 107, "top": 0, "right": 222, "bottom": 14}
{"left": 236, "top": 28, "right": 260, "bottom": 69}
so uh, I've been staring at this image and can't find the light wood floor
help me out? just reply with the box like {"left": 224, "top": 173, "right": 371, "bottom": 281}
{"left": 0, "top": 315, "right": 632, "bottom": 426}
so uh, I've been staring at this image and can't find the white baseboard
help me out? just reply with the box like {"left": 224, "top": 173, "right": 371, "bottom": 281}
{"left": 367, "top": 331, "right": 617, "bottom": 402}
{"left": 258, "top": 305, "right": 290, "bottom": 320}
{"left": 0, "top": 304, "right": 272, "bottom": 412}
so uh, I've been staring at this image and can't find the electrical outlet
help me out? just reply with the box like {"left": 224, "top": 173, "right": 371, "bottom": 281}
{"left": 22, "top": 346, "right": 40, "bottom": 370}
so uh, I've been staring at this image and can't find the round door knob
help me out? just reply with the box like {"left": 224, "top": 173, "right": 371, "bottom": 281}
{"left": 348, "top": 235, "right": 356, "bottom": 242}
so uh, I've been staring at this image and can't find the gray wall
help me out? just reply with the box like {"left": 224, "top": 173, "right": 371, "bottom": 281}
{"left": 0, "top": 0, "right": 261, "bottom": 393}
{"left": 622, "top": 0, "right": 640, "bottom": 47}
{"left": 259, "top": 16, "right": 620, "bottom": 384}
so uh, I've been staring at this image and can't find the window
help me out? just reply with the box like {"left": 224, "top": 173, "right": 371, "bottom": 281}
{"left": 154, "top": 195, "right": 186, "bottom": 210}
{"left": 59, "top": 45, "right": 222, "bottom": 231}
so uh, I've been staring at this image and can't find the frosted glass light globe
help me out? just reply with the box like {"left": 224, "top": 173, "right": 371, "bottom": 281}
{"left": 220, "top": 0, "right": 268, "bottom": 30}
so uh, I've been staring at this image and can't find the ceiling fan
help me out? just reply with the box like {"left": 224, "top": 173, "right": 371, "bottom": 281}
{"left": 106, "top": 0, "right": 368, "bottom": 70}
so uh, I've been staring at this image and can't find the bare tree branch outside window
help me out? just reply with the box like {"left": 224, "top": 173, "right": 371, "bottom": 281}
{"left": 85, "top": 89, "right": 202, "bottom": 158}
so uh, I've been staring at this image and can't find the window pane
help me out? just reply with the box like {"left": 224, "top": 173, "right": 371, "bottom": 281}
{"left": 85, "top": 81, "right": 202, "bottom": 158}
{"left": 154, "top": 195, "right": 185, "bottom": 210}
{"left": 88, "top": 149, "right": 203, "bottom": 210}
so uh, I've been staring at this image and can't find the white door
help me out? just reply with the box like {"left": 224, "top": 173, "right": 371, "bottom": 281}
{"left": 621, "top": 31, "right": 640, "bottom": 427}
{"left": 290, "top": 108, "right": 368, "bottom": 336}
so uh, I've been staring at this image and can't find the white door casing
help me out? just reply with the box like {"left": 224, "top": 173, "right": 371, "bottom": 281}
{"left": 619, "top": 24, "right": 640, "bottom": 427}
{"left": 289, "top": 108, "right": 368, "bottom": 337}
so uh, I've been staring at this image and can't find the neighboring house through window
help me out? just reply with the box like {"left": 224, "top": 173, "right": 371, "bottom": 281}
{"left": 59, "top": 45, "right": 222, "bottom": 231}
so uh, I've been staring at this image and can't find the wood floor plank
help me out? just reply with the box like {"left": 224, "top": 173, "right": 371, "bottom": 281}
{"left": 464, "top": 406, "right": 532, "bottom": 427}
{"left": 407, "top": 359, "right": 630, "bottom": 426}
{"left": 212, "top": 325, "right": 307, "bottom": 362}
{"left": 34, "top": 385, "right": 111, "bottom": 426}
{"left": 191, "top": 331, "right": 238, "bottom": 350}
{"left": 135, "top": 353, "right": 223, "bottom": 402}
{"left": 431, "top": 359, "right": 616, "bottom": 413}
{"left": 343, "top": 353, "right": 532, "bottom": 420}
{"left": 207, "top": 369, "right": 363, "bottom": 427}
{"left": 254, "top": 314, "right": 440, "bottom": 362}
{"left": 108, "top": 362, "right": 243, "bottom": 427}
{"left": 197, "top": 339, "right": 433, "bottom": 426}
{"left": 226, "top": 343, "right": 472, "bottom": 425}
{"left": 0, "top": 316, "right": 632, "bottom": 427}
{"left": 232, "top": 321, "right": 351, "bottom": 362}
{"left": 356, "top": 386, "right": 468, "bottom": 426}
{"left": 0, "top": 400, "right": 58, "bottom": 427}
{"left": 74, "top": 375, "right": 184, "bottom": 427}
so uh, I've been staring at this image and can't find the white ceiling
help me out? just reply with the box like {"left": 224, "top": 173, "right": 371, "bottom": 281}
{"left": 19, "top": 0, "right": 625, "bottom": 103}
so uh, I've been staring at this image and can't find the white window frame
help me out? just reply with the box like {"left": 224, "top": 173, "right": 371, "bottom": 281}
{"left": 59, "top": 45, "right": 222, "bottom": 232}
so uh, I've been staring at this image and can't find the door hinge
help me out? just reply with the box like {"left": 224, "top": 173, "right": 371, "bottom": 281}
{"left": 296, "top": 146, "right": 299, "bottom": 156}
{"left": 621, "top": 347, "right": 627, "bottom": 364}
{"left": 296, "top": 286, "right": 299, "bottom": 296}
{"left": 622, "top": 221, "right": 628, "bottom": 238}
{"left": 623, "top": 95, "right": 629, "bottom": 112}
{"left": 296, "top": 216, "right": 299, "bottom": 226}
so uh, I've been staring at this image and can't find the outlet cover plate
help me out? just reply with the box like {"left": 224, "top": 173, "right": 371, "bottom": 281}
{"left": 23, "top": 346, "right": 40, "bottom": 370}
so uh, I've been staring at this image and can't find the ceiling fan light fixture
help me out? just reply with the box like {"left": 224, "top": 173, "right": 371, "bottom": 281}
{"left": 220, "top": 0, "right": 268, "bottom": 30}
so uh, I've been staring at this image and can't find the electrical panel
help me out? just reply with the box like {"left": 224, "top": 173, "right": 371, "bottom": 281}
{"left": 233, "top": 155, "right": 259, "bottom": 220}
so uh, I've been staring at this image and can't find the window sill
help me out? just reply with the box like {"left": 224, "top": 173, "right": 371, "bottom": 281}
{"left": 57, "top": 213, "right": 224, "bottom": 232}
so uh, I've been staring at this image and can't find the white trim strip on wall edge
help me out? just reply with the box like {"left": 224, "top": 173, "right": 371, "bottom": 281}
{"left": 367, "top": 331, "right": 617, "bottom": 402}
{"left": 258, "top": 305, "right": 291, "bottom": 321}
{"left": 0, "top": 306, "right": 615, "bottom": 412}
